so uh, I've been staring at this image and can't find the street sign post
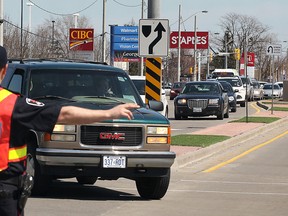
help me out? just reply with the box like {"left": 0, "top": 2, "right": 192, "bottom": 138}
{"left": 139, "top": 19, "right": 169, "bottom": 57}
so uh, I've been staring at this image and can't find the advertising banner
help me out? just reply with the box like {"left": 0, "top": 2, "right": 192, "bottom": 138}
{"left": 170, "top": 31, "right": 209, "bottom": 49}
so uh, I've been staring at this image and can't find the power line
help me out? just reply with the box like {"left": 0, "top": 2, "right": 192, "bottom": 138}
{"left": 28, "top": 0, "right": 99, "bottom": 16}
{"left": 111, "top": 0, "right": 141, "bottom": 7}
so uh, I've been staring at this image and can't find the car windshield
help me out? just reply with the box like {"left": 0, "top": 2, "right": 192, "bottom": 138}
{"left": 182, "top": 83, "right": 220, "bottom": 95}
{"left": 218, "top": 78, "right": 242, "bottom": 87}
{"left": 172, "top": 82, "right": 185, "bottom": 88}
{"left": 29, "top": 69, "right": 142, "bottom": 105}
{"left": 263, "top": 84, "right": 280, "bottom": 90}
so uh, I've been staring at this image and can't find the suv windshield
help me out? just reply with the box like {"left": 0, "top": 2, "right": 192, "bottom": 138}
{"left": 29, "top": 69, "right": 142, "bottom": 104}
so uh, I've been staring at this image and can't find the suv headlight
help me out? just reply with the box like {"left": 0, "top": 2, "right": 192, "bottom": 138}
{"left": 147, "top": 126, "right": 170, "bottom": 144}
{"left": 53, "top": 125, "right": 76, "bottom": 132}
{"left": 209, "top": 98, "right": 219, "bottom": 104}
{"left": 44, "top": 125, "right": 77, "bottom": 142}
{"left": 177, "top": 98, "right": 187, "bottom": 105}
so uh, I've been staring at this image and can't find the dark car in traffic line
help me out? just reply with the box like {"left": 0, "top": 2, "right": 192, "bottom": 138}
{"left": 169, "top": 81, "right": 186, "bottom": 100}
{"left": 174, "top": 81, "right": 229, "bottom": 120}
{"left": 218, "top": 81, "right": 237, "bottom": 112}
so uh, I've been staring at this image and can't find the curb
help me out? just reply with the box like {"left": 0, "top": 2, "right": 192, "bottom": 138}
{"left": 256, "top": 101, "right": 269, "bottom": 110}
{"left": 172, "top": 116, "right": 288, "bottom": 169}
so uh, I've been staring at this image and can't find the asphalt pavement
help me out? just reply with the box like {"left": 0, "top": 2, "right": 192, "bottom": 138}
{"left": 171, "top": 100, "right": 288, "bottom": 168}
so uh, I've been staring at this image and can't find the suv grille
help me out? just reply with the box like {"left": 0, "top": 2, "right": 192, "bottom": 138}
{"left": 80, "top": 126, "right": 142, "bottom": 146}
{"left": 187, "top": 99, "right": 208, "bottom": 109}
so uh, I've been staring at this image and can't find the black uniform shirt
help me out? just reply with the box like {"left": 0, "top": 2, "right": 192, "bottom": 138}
{"left": 0, "top": 94, "right": 62, "bottom": 177}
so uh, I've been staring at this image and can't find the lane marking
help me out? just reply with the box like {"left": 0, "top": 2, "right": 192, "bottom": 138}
{"left": 203, "top": 130, "right": 288, "bottom": 173}
{"left": 168, "top": 189, "right": 288, "bottom": 196}
{"left": 180, "top": 179, "right": 288, "bottom": 185}
{"left": 250, "top": 102, "right": 261, "bottom": 113}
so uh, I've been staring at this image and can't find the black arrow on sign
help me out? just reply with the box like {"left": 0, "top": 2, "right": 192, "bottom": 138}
{"left": 267, "top": 45, "right": 273, "bottom": 53}
{"left": 148, "top": 22, "right": 166, "bottom": 54}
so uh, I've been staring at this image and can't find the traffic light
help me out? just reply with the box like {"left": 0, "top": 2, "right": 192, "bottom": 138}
{"left": 189, "top": 67, "right": 193, "bottom": 74}
{"left": 234, "top": 48, "right": 240, "bottom": 60}
{"left": 209, "top": 52, "right": 213, "bottom": 62}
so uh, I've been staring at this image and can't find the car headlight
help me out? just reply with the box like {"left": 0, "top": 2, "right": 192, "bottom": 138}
{"left": 209, "top": 98, "right": 219, "bottom": 104}
{"left": 53, "top": 125, "right": 76, "bottom": 132}
{"left": 147, "top": 126, "right": 170, "bottom": 144}
{"left": 147, "top": 126, "right": 169, "bottom": 135}
{"left": 228, "top": 96, "right": 235, "bottom": 102}
{"left": 177, "top": 98, "right": 187, "bottom": 105}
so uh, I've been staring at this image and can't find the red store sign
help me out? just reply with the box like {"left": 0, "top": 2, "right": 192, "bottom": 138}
{"left": 170, "top": 31, "right": 209, "bottom": 49}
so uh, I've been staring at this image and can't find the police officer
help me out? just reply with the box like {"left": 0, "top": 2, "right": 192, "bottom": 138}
{"left": 0, "top": 46, "right": 139, "bottom": 216}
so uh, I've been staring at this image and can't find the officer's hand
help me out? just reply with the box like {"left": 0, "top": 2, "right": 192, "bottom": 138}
{"left": 108, "top": 103, "right": 139, "bottom": 120}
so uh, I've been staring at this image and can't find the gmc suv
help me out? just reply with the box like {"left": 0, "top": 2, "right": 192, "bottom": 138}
{"left": 2, "top": 59, "right": 175, "bottom": 199}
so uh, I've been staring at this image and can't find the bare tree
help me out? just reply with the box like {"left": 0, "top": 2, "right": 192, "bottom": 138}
{"left": 214, "top": 12, "right": 273, "bottom": 80}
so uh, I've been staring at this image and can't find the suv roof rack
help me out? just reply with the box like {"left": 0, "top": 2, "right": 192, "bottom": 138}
{"left": 8, "top": 58, "right": 108, "bottom": 65}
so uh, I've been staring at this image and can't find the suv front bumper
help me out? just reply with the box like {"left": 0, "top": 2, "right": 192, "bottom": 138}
{"left": 36, "top": 148, "right": 176, "bottom": 177}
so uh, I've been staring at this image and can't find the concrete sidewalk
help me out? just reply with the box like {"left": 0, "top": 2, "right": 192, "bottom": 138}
{"left": 171, "top": 101, "right": 288, "bottom": 168}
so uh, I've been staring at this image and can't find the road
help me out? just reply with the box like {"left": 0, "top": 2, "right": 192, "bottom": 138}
{"left": 25, "top": 99, "right": 288, "bottom": 216}
{"left": 167, "top": 98, "right": 257, "bottom": 136}
{"left": 26, "top": 119, "right": 288, "bottom": 216}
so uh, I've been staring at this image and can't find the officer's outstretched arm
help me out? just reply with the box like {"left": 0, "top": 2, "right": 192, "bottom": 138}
{"left": 57, "top": 103, "right": 139, "bottom": 125}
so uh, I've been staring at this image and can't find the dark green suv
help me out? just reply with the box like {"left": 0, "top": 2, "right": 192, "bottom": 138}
{"left": 2, "top": 59, "right": 175, "bottom": 199}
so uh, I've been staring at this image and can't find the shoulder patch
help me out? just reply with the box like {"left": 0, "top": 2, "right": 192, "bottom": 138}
{"left": 26, "top": 98, "right": 45, "bottom": 107}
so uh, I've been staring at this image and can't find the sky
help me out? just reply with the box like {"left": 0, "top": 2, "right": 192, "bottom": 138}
{"left": 3, "top": 0, "right": 288, "bottom": 46}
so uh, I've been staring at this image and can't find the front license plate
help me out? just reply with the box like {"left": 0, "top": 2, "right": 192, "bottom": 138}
{"left": 193, "top": 107, "right": 202, "bottom": 112}
{"left": 103, "top": 156, "right": 126, "bottom": 168}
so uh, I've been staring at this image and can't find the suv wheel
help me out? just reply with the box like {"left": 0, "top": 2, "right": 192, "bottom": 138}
{"left": 76, "top": 176, "right": 97, "bottom": 185}
{"left": 27, "top": 139, "right": 52, "bottom": 195}
{"left": 240, "top": 102, "right": 245, "bottom": 107}
{"left": 136, "top": 169, "right": 170, "bottom": 200}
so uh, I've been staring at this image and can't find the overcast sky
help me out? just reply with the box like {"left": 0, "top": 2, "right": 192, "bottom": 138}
{"left": 3, "top": 0, "right": 288, "bottom": 46}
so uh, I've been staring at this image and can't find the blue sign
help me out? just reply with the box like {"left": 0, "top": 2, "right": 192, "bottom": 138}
{"left": 111, "top": 26, "right": 138, "bottom": 35}
{"left": 112, "top": 35, "right": 138, "bottom": 43}
{"left": 110, "top": 25, "right": 139, "bottom": 62}
{"left": 112, "top": 43, "right": 138, "bottom": 51}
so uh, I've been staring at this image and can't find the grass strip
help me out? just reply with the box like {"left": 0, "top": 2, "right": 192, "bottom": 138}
{"left": 171, "top": 134, "right": 230, "bottom": 147}
{"left": 230, "top": 116, "right": 280, "bottom": 123}
{"left": 271, "top": 107, "right": 288, "bottom": 111}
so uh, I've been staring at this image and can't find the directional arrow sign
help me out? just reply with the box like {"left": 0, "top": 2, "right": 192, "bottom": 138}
{"left": 266, "top": 44, "right": 282, "bottom": 56}
{"left": 139, "top": 19, "right": 169, "bottom": 57}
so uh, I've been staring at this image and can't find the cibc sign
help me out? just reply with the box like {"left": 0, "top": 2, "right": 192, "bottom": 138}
{"left": 170, "top": 31, "right": 209, "bottom": 49}
{"left": 69, "top": 28, "right": 94, "bottom": 51}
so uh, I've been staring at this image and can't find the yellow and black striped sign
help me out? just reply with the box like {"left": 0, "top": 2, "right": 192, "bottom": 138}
{"left": 145, "top": 58, "right": 162, "bottom": 104}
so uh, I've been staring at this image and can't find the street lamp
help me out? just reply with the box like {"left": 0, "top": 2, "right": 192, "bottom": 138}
{"left": 26, "top": 2, "right": 34, "bottom": 58}
{"left": 194, "top": 10, "right": 208, "bottom": 81}
{"left": 73, "top": 13, "right": 79, "bottom": 28}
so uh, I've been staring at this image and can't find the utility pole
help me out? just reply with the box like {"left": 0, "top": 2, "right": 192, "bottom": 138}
{"left": 140, "top": 0, "right": 145, "bottom": 76}
{"left": 0, "top": 0, "right": 3, "bottom": 46}
{"left": 102, "top": 0, "right": 106, "bottom": 62}
{"left": 177, "top": 5, "right": 181, "bottom": 82}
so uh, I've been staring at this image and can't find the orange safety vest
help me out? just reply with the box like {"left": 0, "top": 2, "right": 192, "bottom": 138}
{"left": 0, "top": 88, "right": 27, "bottom": 172}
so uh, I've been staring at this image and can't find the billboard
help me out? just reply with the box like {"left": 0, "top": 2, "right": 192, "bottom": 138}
{"left": 69, "top": 28, "right": 94, "bottom": 51}
{"left": 170, "top": 31, "right": 209, "bottom": 49}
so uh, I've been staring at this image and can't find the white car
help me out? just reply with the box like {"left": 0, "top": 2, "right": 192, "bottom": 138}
{"left": 130, "top": 75, "right": 169, "bottom": 117}
{"left": 263, "top": 83, "right": 282, "bottom": 99}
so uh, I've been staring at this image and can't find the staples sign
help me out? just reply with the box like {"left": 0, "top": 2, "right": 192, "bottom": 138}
{"left": 170, "top": 31, "right": 209, "bottom": 49}
{"left": 69, "top": 28, "right": 94, "bottom": 51}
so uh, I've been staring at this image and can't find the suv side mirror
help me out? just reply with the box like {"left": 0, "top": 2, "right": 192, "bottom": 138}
{"left": 148, "top": 100, "right": 164, "bottom": 112}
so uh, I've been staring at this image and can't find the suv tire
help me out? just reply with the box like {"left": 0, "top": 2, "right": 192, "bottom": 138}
{"left": 136, "top": 168, "right": 170, "bottom": 200}
{"left": 27, "top": 139, "right": 52, "bottom": 195}
{"left": 76, "top": 176, "right": 97, "bottom": 185}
